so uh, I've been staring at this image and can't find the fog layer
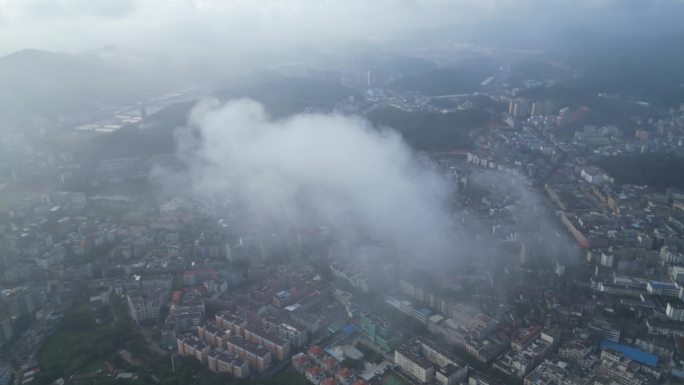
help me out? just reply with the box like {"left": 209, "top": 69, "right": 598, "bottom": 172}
{"left": 2, "top": 0, "right": 684, "bottom": 57}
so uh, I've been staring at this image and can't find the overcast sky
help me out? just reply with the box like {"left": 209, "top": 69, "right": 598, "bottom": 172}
{"left": 1, "top": 0, "right": 683, "bottom": 58}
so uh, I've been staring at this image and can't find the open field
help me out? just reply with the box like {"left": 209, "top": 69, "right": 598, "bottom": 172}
{"left": 0, "top": 182, "right": 49, "bottom": 212}
{"left": 0, "top": 189, "right": 32, "bottom": 212}
{"left": 382, "top": 370, "right": 414, "bottom": 385}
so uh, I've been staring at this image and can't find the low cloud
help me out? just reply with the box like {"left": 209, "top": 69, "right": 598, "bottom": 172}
{"left": 164, "top": 98, "right": 458, "bottom": 262}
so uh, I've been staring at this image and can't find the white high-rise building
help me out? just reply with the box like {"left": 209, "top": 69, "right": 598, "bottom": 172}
{"left": 666, "top": 302, "right": 684, "bottom": 322}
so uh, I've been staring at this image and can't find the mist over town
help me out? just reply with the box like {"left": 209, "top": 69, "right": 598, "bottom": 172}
{"left": 1, "top": 1, "right": 684, "bottom": 385}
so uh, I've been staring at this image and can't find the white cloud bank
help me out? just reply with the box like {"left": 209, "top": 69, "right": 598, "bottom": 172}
{"left": 170, "top": 98, "right": 457, "bottom": 260}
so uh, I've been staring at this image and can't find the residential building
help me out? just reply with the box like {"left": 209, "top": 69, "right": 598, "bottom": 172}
{"left": 468, "top": 371, "right": 503, "bottom": 385}
{"left": 524, "top": 360, "right": 591, "bottom": 385}
{"left": 671, "top": 266, "right": 684, "bottom": 284}
{"left": 244, "top": 325, "right": 291, "bottom": 361}
{"left": 394, "top": 338, "right": 467, "bottom": 384}
{"left": 207, "top": 349, "right": 250, "bottom": 379}
{"left": 127, "top": 290, "right": 162, "bottom": 324}
{"left": 666, "top": 302, "right": 684, "bottom": 322}
{"left": 225, "top": 336, "right": 272, "bottom": 373}
{"left": 647, "top": 281, "right": 681, "bottom": 297}
{"left": 360, "top": 310, "right": 401, "bottom": 352}
{"left": 177, "top": 335, "right": 211, "bottom": 364}
{"left": 0, "top": 367, "right": 13, "bottom": 385}
{"left": 394, "top": 344, "right": 435, "bottom": 383}
{"left": 198, "top": 323, "right": 229, "bottom": 348}
{"left": 216, "top": 311, "right": 248, "bottom": 336}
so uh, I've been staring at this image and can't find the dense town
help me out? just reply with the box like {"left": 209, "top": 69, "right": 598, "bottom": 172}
{"left": 1, "top": 53, "right": 684, "bottom": 385}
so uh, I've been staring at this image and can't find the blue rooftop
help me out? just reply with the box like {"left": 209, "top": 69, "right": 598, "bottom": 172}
{"left": 342, "top": 323, "right": 358, "bottom": 335}
{"left": 599, "top": 340, "right": 658, "bottom": 367}
{"left": 649, "top": 281, "right": 678, "bottom": 289}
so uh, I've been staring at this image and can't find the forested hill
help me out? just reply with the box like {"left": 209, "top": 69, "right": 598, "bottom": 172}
{"left": 597, "top": 154, "right": 684, "bottom": 191}
{"left": 367, "top": 108, "right": 489, "bottom": 151}
{"left": 0, "top": 49, "right": 165, "bottom": 123}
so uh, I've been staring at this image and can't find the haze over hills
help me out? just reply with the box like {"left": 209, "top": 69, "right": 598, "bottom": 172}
{"left": 0, "top": 49, "right": 169, "bottom": 124}
{"left": 78, "top": 76, "right": 493, "bottom": 165}
{"left": 79, "top": 77, "right": 360, "bottom": 163}
{"left": 217, "top": 77, "right": 362, "bottom": 118}
{"left": 390, "top": 57, "right": 499, "bottom": 96}
{"left": 367, "top": 108, "right": 488, "bottom": 151}
{"left": 4, "top": 25, "right": 684, "bottom": 126}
